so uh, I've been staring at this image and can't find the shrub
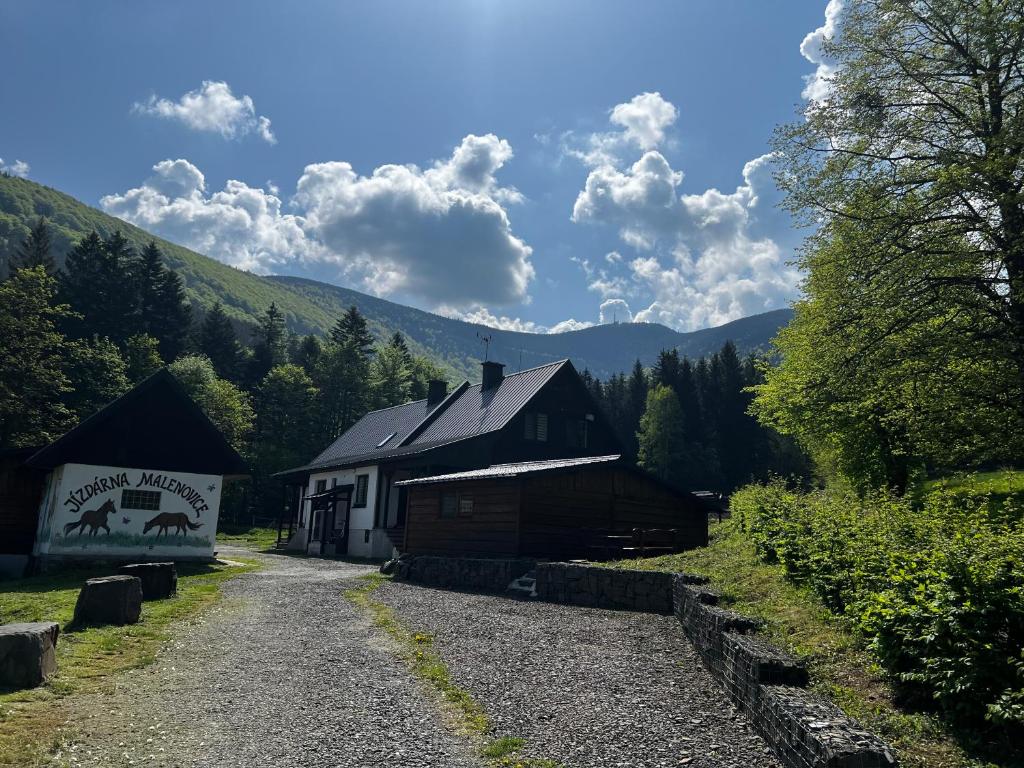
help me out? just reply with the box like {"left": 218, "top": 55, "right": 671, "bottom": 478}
{"left": 732, "top": 481, "right": 1024, "bottom": 735}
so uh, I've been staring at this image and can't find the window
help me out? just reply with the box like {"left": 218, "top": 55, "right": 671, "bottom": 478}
{"left": 440, "top": 491, "right": 458, "bottom": 519}
{"left": 458, "top": 496, "right": 474, "bottom": 516}
{"left": 566, "top": 419, "right": 588, "bottom": 449}
{"left": 354, "top": 474, "right": 369, "bottom": 507}
{"left": 377, "top": 431, "right": 397, "bottom": 448}
{"left": 524, "top": 412, "right": 548, "bottom": 442}
{"left": 121, "top": 489, "right": 161, "bottom": 511}
{"left": 315, "top": 479, "right": 327, "bottom": 494}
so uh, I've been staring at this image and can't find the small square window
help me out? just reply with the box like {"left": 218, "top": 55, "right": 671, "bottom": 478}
{"left": 353, "top": 474, "right": 369, "bottom": 507}
{"left": 121, "top": 489, "right": 161, "bottom": 511}
{"left": 315, "top": 479, "right": 327, "bottom": 494}
{"left": 440, "top": 491, "right": 458, "bottom": 519}
{"left": 524, "top": 412, "right": 548, "bottom": 441}
{"left": 458, "top": 496, "right": 474, "bottom": 516}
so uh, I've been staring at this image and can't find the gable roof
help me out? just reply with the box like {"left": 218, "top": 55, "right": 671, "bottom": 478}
{"left": 288, "top": 359, "right": 573, "bottom": 475}
{"left": 27, "top": 369, "right": 249, "bottom": 476}
{"left": 395, "top": 454, "right": 623, "bottom": 486}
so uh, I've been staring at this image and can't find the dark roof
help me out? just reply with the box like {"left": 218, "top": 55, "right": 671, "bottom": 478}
{"left": 27, "top": 369, "right": 250, "bottom": 476}
{"left": 285, "top": 360, "right": 571, "bottom": 475}
{"left": 395, "top": 454, "right": 623, "bottom": 486}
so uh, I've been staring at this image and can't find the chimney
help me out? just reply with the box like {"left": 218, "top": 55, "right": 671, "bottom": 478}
{"left": 426, "top": 379, "right": 448, "bottom": 406}
{"left": 481, "top": 360, "right": 505, "bottom": 391}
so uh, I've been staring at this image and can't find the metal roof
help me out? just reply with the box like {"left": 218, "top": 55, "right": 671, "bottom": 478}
{"left": 286, "top": 360, "right": 572, "bottom": 475}
{"left": 395, "top": 454, "right": 622, "bottom": 486}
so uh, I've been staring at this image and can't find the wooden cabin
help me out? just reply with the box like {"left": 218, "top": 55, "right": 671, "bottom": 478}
{"left": 395, "top": 455, "right": 707, "bottom": 560}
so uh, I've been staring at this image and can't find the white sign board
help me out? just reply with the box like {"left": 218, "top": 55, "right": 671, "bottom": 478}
{"left": 35, "top": 462, "right": 222, "bottom": 559}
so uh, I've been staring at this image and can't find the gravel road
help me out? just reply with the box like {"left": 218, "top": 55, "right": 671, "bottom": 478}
{"left": 376, "top": 581, "right": 781, "bottom": 768}
{"left": 64, "top": 550, "right": 485, "bottom": 768}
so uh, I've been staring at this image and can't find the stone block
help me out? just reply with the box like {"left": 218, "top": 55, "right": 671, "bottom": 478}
{"left": 118, "top": 562, "right": 177, "bottom": 600}
{"left": 0, "top": 622, "right": 59, "bottom": 689}
{"left": 73, "top": 575, "right": 143, "bottom": 626}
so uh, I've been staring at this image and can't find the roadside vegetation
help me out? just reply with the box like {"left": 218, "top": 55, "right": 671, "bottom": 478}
{"left": 0, "top": 559, "right": 257, "bottom": 768}
{"left": 344, "top": 575, "right": 559, "bottom": 768}
{"left": 215, "top": 523, "right": 280, "bottom": 551}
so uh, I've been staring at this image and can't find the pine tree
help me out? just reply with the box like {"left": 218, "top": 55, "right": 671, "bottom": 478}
{"left": 314, "top": 339, "right": 370, "bottom": 442}
{"left": 134, "top": 242, "right": 191, "bottom": 360}
{"left": 292, "top": 334, "right": 322, "bottom": 376}
{"left": 14, "top": 217, "right": 56, "bottom": 274}
{"left": 248, "top": 303, "right": 288, "bottom": 387}
{"left": 371, "top": 336, "right": 413, "bottom": 408}
{"left": 330, "top": 305, "right": 375, "bottom": 356}
{"left": 199, "top": 302, "right": 244, "bottom": 381}
{"left": 253, "top": 364, "right": 318, "bottom": 512}
{"left": 60, "top": 230, "right": 141, "bottom": 345}
{"left": 625, "top": 359, "right": 648, "bottom": 457}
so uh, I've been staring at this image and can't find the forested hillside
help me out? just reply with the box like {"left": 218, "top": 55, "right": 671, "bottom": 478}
{"left": 0, "top": 174, "right": 791, "bottom": 380}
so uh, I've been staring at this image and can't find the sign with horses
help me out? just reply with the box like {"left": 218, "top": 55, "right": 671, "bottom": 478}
{"left": 34, "top": 462, "right": 222, "bottom": 560}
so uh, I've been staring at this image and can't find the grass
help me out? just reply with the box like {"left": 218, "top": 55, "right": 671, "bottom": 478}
{"left": 921, "top": 469, "right": 1024, "bottom": 499}
{"left": 601, "top": 520, "right": 987, "bottom": 768}
{"left": 0, "top": 558, "right": 258, "bottom": 768}
{"left": 344, "top": 575, "right": 560, "bottom": 768}
{"left": 51, "top": 532, "right": 212, "bottom": 549}
{"left": 215, "top": 523, "right": 280, "bottom": 551}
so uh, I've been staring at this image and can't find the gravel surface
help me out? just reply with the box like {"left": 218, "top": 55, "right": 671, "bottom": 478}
{"left": 64, "top": 550, "right": 485, "bottom": 768}
{"left": 376, "top": 581, "right": 781, "bottom": 768}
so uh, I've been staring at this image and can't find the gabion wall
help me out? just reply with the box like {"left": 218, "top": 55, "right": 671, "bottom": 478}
{"left": 534, "top": 563, "right": 677, "bottom": 613}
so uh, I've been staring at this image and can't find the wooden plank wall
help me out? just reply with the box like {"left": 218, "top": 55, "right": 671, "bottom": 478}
{"left": 520, "top": 466, "right": 706, "bottom": 559}
{"left": 404, "top": 478, "right": 520, "bottom": 557}
{"left": 0, "top": 457, "right": 46, "bottom": 555}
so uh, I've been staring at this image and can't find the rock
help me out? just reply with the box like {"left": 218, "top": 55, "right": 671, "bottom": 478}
{"left": 0, "top": 622, "right": 59, "bottom": 689}
{"left": 73, "top": 575, "right": 143, "bottom": 626}
{"left": 379, "top": 559, "right": 397, "bottom": 575}
{"left": 118, "top": 562, "right": 177, "bottom": 600}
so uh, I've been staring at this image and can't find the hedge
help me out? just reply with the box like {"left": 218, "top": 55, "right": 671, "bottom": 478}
{"left": 731, "top": 480, "right": 1024, "bottom": 734}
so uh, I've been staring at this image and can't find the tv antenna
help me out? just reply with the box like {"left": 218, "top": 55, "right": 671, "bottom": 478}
{"left": 476, "top": 332, "right": 493, "bottom": 361}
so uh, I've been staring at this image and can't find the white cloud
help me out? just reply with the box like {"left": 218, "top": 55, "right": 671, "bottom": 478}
{"left": 100, "top": 159, "right": 320, "bottom": 274}
{"left": 800, "top": 0, "right": 844, "bottom": 101}
{"left": 296, "top": 134, "right": 533, "bottom": 307}
{"left": 570, "top": 93, "right": 799, "bottom": 330}
{"left": 610, "top": 92, "right": 679, "bottom": 150}
{"left": 133, "top": 81, "right": 277, "bottom": 144}
{"left": 599, "top": 298, "right": 632, "bottom": 324}
{"left": 440, "top": 304, "right": 592, "bottom": 334}
{"left": 1, "top": 158, "right": 29, "bottom": 177}
{"left": 101, "top": 135, "right": 535, "bottom": 310}
{"left": 548, "top": 318, "right": 594, "bottom": 333}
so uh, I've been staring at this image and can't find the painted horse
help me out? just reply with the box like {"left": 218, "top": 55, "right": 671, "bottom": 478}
{"left": 64, "top": 498, "right": 116, "bottom": 536}
{"left": 143, "top": 512, "right": 203, "bottom": 537}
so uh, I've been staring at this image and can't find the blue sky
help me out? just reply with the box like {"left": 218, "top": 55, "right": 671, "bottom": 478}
{"left": 0, "top": 1, "right": 834, "bottom": 332}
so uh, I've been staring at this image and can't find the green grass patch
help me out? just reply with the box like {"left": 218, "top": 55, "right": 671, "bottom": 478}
{"left": 601, "top": 521, "right": 981, "bottom": 768}
{"left": 344, "top": 575, "right": 561, "bottom": 768}
{"left": 51, "top": 532, "right": 212, "bottom": 549}
{"left": 215, "top": 524, "right": 280, "bottom": 551}
{"left": 0, "top": 558, "right": 258, "bottom": 768}
{"left": 921, "top": 469, "right": 1024, "bottom": 501}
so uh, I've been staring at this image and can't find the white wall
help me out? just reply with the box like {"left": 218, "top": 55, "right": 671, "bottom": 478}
{"left": 35, "top": 463, "right": 223, "bottom": 560}
{"left": 306, "top": 465, "right": 379, "bottom": 557}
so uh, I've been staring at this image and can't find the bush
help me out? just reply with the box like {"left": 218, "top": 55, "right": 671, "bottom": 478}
{"left": 732, "top": 481, "right": 1024, "bottom": 735}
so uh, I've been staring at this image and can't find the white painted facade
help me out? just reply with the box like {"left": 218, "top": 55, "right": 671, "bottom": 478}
{"left": 292, "top": 463, "right": 408, "bottom": 559}
{"left": 34, "top": 462, "right": 223, "bottom": 561}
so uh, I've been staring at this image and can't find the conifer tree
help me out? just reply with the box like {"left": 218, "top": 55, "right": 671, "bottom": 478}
{"left": 248, "top": 303, "right": 288, "bottom": 387}
{"left": 199, "top": 302, "right": 244, "bottom": 382}
{"left": 292, "top": 334, "right": 322, "bottom": 377}
{"left": 371, "top": 335, "right": 413, "bottom": 408}
{"left": 14, "top": 217, "right": 56, "bottom": 274}
{"left": 60, "top": 230, "right": 141, "bottom": 345}
{"left": 330, "top": 305, "right": 375, "bottom": 356}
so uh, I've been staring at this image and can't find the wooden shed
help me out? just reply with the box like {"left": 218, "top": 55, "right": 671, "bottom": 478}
{"left": 395, "top": 454, "right": 707, "bottom": 560}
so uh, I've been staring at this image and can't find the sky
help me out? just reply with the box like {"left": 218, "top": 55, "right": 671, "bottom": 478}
{"left": 0, "top": 1, "right": 837, "bottom": 333}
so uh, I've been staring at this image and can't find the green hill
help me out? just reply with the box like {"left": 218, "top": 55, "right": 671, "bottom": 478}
{"left": 0, "top": 173, "right": 793, "bottom": 380}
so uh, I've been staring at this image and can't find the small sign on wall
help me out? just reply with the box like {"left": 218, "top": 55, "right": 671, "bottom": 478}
{"left": 35, "top": 463, "right": 223, "bottom": 559}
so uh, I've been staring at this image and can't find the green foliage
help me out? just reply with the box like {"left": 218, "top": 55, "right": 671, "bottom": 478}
{"left": 371, "top": 334, "right": 413, "bottom": 408}
{"left": 198, "top": 301, "right": 244, "bottom": 382}
{"left": 732, "top": 481, "right": 1024, "bottom": 741}
{"left": 248, "top": 302, "right": 288, "bottom": 386}
{"left": 0, "top": 267, "right": 74, "bottom": 446}
{"left": 637, "top": 385, "right": 686, "bottom": 483}
{"left": 61, "top": 336, "right": 131, "bottom": 421}
{"left": 168, "top": 354, "right": 254, "bottom": 452}
{"left": 122, "top": 333, "right": 164, "bottom": 383}
{"left": 13, "top": 216, "right": 55, "bottom": 274}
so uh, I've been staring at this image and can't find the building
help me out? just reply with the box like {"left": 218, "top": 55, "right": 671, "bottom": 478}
{"left": 396, "top": 454, "right": 707, "bottom": 560}
{"left": 0, "top": 370, "right": 248, "bottom": 575}
{"left": 279, "top": 358, "right": 706, "bottom": 560}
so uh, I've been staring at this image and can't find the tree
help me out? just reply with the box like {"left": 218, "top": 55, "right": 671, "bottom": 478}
{"left": 330, "top": 305, "right": 375, "bottom": 356}
{"left": 60, "top": 230, "right": 141, "bottom": 345}
{"left": 62, "top": 337, "right": 131, "bottom": 421}
{"left": 637, "top": 385, "right": 686, "bottom": 484}
{"left": 14, "top": 217, "right": 56, "bottom": 274}
{"left": 136, "top": 242, "right": 191, "bottom": 360}
{"left": 314, "top": 339, "right": 370, "bottom": 442}
{"left": 625, "top": 360, "right": 649, "bottom": 457}
{"left": 292, "top": 334, "right": 322, "bottom": 377}
{"left": 0, "top": 267, "right": 74, "bottom": 447}
{"left": 253, "top": 365, "right": 318, "bottom": 508}
{"left": 123, "top": 334, "right": 164, "bottom": 383}
{"left": 770, "top": 0, "right": 1024, "bottom": 482}
{"left": 371, "top": 336, "right": 413, "bottom": 408}
{"left": 198, "top": 302, "right": 244, "bottom": 381}
{"left": 248, "top": 303, "right": 288, "bottom": 387}
{"left": 409, "top": 355, "right": 447, "bottom": 400}
{"left": 168, "top": 354, "right": 254, "bottom": 452}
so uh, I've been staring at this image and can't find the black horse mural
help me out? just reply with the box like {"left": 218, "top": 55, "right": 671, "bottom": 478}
{"left": 63, "top": 498, "right": 116, "bottom": 536}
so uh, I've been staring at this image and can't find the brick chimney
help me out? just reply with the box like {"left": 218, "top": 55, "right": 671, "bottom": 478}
{"left": 426, "top": 379, "right": 448, "bottom": 406}
{"left": 481, "top": 360, "right": 505, "bottom": 391}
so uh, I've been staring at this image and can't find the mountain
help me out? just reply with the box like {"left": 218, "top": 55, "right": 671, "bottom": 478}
{"left": 0, "top": 173, "right": 793, "bottom": 380}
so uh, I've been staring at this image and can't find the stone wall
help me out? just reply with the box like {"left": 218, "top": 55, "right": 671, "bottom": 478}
{"left": 395, "top": 555, "right": 536, "bottom": 593}
{"left": 673, "top": 576, "right": 897, "bottom": 768}
{"left": 535, "top": 562, "right": 684, "bottom": 614}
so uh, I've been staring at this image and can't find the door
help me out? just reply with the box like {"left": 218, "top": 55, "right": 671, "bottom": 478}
{"left": 324, "top": 491, "right": 352, "bottom": 557}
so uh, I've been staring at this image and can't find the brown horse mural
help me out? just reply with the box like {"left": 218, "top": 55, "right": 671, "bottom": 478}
{"left": 64, "top": 498, "right": 116, "bottom": 536}
{"left": 143, "top": 512, "right": 204, "bottom": 537}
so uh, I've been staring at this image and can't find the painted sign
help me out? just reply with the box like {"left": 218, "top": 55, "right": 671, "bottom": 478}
{"left": 34, "top": 463, "right": 222, "bottom": 559}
